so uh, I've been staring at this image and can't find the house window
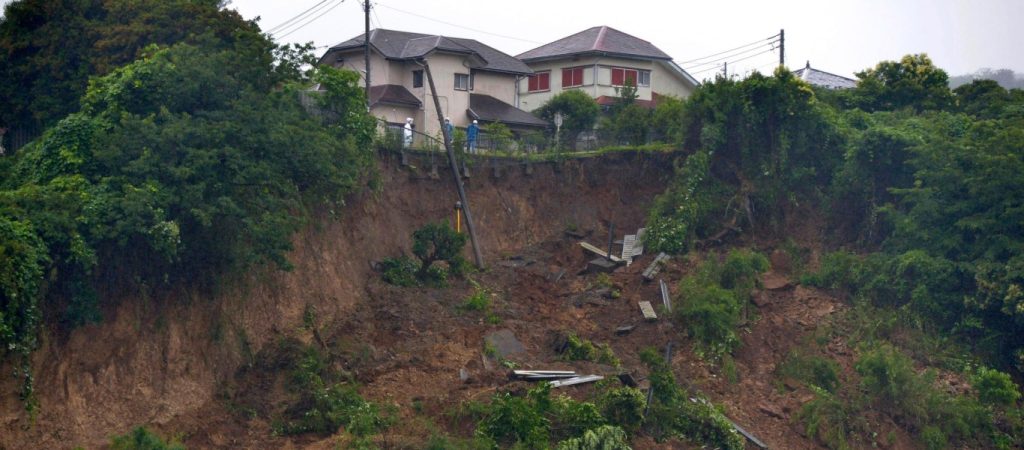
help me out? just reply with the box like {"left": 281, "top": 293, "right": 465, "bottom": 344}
{"left": 562, "top": 67, "right": 584, "bottom": 88}
{"left": 611, "top": 67, "right": 639, "bottom": 86}
{"left": 412, "top": 70, "right": 423, "bottom": 88}
{"left": 527, "top": 71, "right": 550, "bottom": 92}
{"left": 455, "top": 73, "right": 470, "bottom": 91}
{"left": 638, "top": 70, "right": 651, "bottom": 87}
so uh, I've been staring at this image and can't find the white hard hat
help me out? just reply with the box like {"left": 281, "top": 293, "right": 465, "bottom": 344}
{"left": 472, "top": 120, "right": 478, "bottom": 124}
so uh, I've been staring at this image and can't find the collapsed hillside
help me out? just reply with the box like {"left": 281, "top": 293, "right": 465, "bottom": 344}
{"left": 0, "top": 150, "right": 677, "bottom": 448}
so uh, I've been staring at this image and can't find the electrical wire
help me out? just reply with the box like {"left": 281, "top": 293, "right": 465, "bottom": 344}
{"left": 683, "top": 40, "right": 779, "bottom": 70}
{"left": 274, "top": 0, "right": 346, "bottom": 39}
{"left": 375, "top": 2, "right": 542, "bottom": 45}
{"left": 689, "top": 48, "right": 779, "bottom": 78}
{"left": 266, "top": 0, "right": 332, "bottom": 34}
{"left": 371, "top": 1, "right": 384, "bottom": 29}
{"left": 678, "top": 33, "right": 780, "bottom": 65}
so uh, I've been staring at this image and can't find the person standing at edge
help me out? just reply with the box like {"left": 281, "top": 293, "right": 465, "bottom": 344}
{"left": 467, "top": 119, "right": 479, "bottom": 154}
{"left": 444, "top": 117, "right": 453, "bottom": 146}
{"left": 403, "top": 117, "right": 414, "bottom": 148}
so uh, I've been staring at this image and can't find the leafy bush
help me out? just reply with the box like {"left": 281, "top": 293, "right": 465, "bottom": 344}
{"left": 555, "top": 425, "right": 631, "bottom": 450}
{"left": 778, "top": 351, "right": 841, "bottom": 393}
{"left": 639, "top": 348, "right": 744, "bottom": 449}
{"left": 476, "top": 383, "right": 608, "bottom": 448}
{"left": 561, "top": 333, "right": 620, "bottom": 366}
{"left": 597, "top": 387, "right": 646, "bottom": 432}
{"left": 535, "top": 90, "right": 601, "bottom": 150}
{"left": 109, "top": 426, "right": 185, "bottom": 450}
{"left": 380, "top": 256, "right": 418, "bottom": 287}
{"left": 971, "top": 367, "right": 1021, "bottom": 407}
{"left": 276, "top": 344, "right": 390, "bottom": 437}
{"left": 645, "top": 150, "right": 728, "bottom": 253}
{"left": 674, "top": 250, "right": 768, "bottom": 360}
{"left": 412, "top": 221, "right": 468, "bottom": 281}
{"left": 798, "top": 388, "right": 857, "bottom": 450}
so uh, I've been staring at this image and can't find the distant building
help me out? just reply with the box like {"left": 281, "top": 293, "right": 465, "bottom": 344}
{"left": 794, "top": 61, "right": 857, "bottom": 89}
{"left": 515, "top": 26, "right": 699, "bottom": 112}
{"left": 318, "top": 29, "right": 546, "bottom": 140}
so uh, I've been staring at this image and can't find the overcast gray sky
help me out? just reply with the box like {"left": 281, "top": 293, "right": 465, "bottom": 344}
{"left": 4, "top": 0, "right": 1022, "bottom": 80}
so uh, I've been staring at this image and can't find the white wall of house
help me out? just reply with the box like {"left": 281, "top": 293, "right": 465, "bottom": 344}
{"left": 331, "top": 50, "right": 520, "bottom": 139}
{"left": 518, "top": 56, "right": 695, "bottom": 111}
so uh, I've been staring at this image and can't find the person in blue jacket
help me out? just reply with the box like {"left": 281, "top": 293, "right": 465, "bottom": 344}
{"left": 467, "top": 120, "right": 479, "bottom": 154}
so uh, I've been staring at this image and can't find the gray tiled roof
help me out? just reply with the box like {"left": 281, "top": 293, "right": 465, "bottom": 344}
{"left": 517, "top": 26, "right": 672, "bottom": 62}
{"left": 369, "top": 84, "right": 421, "bottom": 108}
{"left": 324, "top": 29, "right": 532, "bottom": 74}
{"left": 794, "top": 62, "right": 857, "bottom": 90}
{"left": 468, "top": 94, "right": 547, "bottom": 128}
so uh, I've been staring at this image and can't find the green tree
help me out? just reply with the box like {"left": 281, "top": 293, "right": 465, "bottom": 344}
{"left": 851, "top": 54, "right": 953, "bottom": 112}
{"left": 412, "top": 221, "right": 468, "bottom": 280}
{"left": 535, "top": 90, "right": 600, "bottom": 150}
{"left": 0, "top": 0, "right": 259, "bottom": 147}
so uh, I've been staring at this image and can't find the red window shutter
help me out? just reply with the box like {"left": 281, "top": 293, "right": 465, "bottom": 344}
{"left": 625, "top": 69, "right": 637, "bottom": 85}
{"left": 529, "top": 75, "right": 538, "bottom": 91}
{"left": 540, "top": 72, "right": 549, "bottom": 90}
{"left": 562, "top": 68, "right": 572, "bottom": 88}
{"left": 572, "top": 68, "right": 583, "bottom": 86}
{"left": 611, "top": 68, "right": 624, "bottom": 86}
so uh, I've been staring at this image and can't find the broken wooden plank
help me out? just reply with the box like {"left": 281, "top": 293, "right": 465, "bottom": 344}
{"left": 621, "top": 234, "right": 636, "bottom": 265}
{"left": 580, "top": 242, "right": 623, "bottom": 262}
{"left": 615, "top": 324, "right": 635, "bottom": 335}
{"left": 727, "top": 418, "right": 768, "bottom": 449}
{"left": 550, "top": 375, "right": 604, "bottom": 388}
{"left": 639, "top": 301, "right": 658, "bottom": 321}
{"left": 659, "top": 279, "right": 672, "bottom": 312}
{"left": 641, "top": 252, "right": 670, "bottom": 281}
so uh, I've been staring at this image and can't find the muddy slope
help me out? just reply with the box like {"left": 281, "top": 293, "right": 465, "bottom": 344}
{"left": 0, "top": 151, "right": 677, "bottom": 449}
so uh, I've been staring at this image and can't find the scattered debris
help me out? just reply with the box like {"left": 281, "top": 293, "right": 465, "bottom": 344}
{"left": 621, "top": 234, "right": 636, "bottom": 265}
{"left": 580, "top": 242, "right": 624, "bottom": 262}
{"left": 548, "top": 268, "right": 566, "bottom": 282}
{"left": 550, "top": 374, "right": 604, "bottom": 388}
{"left": 633, "top": 228, "right": 646, "bottom": 257}
{"left": 659, "top": 279, "right": 672, "bottom": 312}
{"left": 564, "top": 230, "right": 586, "bottom": 239}
{"left": 642, "top": 252, "right": 670, "bottom": 281}
{"left": 726, "top": 418, "right": 768, "bottom": 449}
{"left": 638, "top": 301, "right": 658, "bottom": 321}
{"left": 511, "top": 370, "right": 578, "bottom": 380}
{"left": 615, "top": 325, "right": 636, "bottom": 335}
{"left": 617, "top": 372, "right": 638, "bottom": 387}
{"left": 586, "top": 257, "right": 621, "bottom": 274}
{"left": 459, "top": 368, "right": 470, "bottom": 383}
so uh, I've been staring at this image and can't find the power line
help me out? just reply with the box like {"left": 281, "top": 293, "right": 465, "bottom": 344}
{"left": 375, "top": 2, "right": 543, "bottom": 45}
{"left": 371, "top": 1, "right": 384, "bottom": 29}
{"left": 683, "top": 41, "right": 779, "bottom": 70}
{"left": 266, "top": 0, "right": 331, "bottom": 34}
{"left": 274, "top": 0, "right": 346, "bottom": 39}
{"left": 678, "top": 33, "right": 780, "bottom": 65}
{"left": 690, "top": 48, "right": 778, "bottom": 78}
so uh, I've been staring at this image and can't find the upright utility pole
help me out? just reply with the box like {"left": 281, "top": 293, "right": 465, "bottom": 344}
{"left": 420, "top": 60, "right": 485, "bottom": 269}
{"left": 722, "top": 61, "right": 727, "bottom": 78}
{"left": 779, "top": 29, "right": 785, "bottom": 67}
{"left": 363, "top": 0, "right": 371, "bottom": 108}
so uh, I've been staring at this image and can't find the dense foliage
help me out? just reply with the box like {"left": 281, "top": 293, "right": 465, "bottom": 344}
{"left": 534, "top": 90, "right": 600, "bottom": 150}
{"left": 0, "top": 5, "right": 373, "bottom": 409}
{"left": 648, "top": 52, "right": 1024, "bottom": 448}
{"left": 109, "top": 426, "right": 185, "bottom": 450}
{"left": 0, "top": 0, "right": 291, "bottom": 145}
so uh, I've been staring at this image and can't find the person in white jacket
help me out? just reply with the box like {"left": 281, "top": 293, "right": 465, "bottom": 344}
{"left": 403, "top": 118, "right": 414, "bottom": 148}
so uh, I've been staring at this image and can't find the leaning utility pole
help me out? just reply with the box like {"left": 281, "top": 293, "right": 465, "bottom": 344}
{"left": 779, "top": 29, "right": 785, "bottom": 67}
{"left": 363, "top": 0, "right": 371, "bottom": 108}
{"left": 420, "top": 60, "right": 485, "bottom": 268}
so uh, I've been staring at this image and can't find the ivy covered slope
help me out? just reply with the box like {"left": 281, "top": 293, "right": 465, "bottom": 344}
{"left": 0, "top": 21, "right": 374, "bottom": 407}
{"left": 646, "top": 55, "right": 1024, "bottom": 448}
